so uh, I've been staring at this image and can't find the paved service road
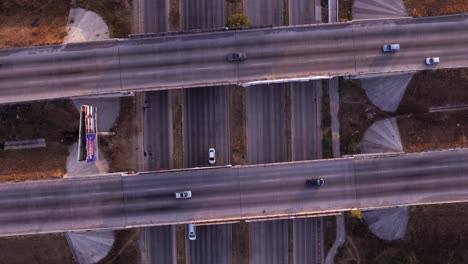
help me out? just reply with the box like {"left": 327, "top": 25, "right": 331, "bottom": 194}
{"left": 289, "top": 0, "right": 322, "bottom": 25}
{"left": 291, "top": 81, "right": 322, "bottom": 161}
{"left": 140, "top": 0, "right": 169, "bottom": 33}
{"left": 183, "top": 87, "right": 229, "bottom": 167}
{"left": 0, "top": 149, "right": 467, "bottom": 236}
{"left": 181, "top": 0, "right": 225, "bottom": 30}
{"left": 144, "top": 91, "right": 173, "bottom": 170}
{"left": 143, "top": 226, "right": 176, "bottom": 264}
{"left": 250, "top": 220, "right": 288, "bottom": 264}
{"left": 247, "top": 84, "right": 287, "bottom": 164}
{"left": 188, "top": 224, "right": 231, "bottom": 264}
{"left": 1, "top": 15, "right": 468, "bottom": 104}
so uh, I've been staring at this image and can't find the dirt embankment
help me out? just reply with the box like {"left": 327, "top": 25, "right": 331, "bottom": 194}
{"left": 403, "top": 0, "right": 468, "bottom": 17}
{"left": 100, "top": 97, "right": 138, "bottom": 173}
{"left": 397, "top": 69, "right": 468, "bottom": 153}
{"left": 0, "top": 100, "right": 79, "bottom": 182}
{"left": 336, "top": 203, "right": 468, "bottom": 264}
{"left": 339, "top": 78, "right": 392, "bottom": 155}
{"left": 0, "top": 0, "right": 70, "bottom": 48}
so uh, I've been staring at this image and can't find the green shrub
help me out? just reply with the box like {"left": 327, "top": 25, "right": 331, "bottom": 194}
{"left": 226, "top": 14, "right": 251, "bottom": 27}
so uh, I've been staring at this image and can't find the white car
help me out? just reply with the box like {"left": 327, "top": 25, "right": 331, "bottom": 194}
{"left": 188, "top": 223, "right": 196, "bottom": 241}
{"left": 382, "top": 44, "right": 400, "bottom": 52}
{"left": 208, "top": 148, "right": 216, "bottom": 165}
{"left": 175, "top": 190, "right": 192, "bottom": 199}
{"left": 425, "top": 57, "right": 440, "bottom": 65}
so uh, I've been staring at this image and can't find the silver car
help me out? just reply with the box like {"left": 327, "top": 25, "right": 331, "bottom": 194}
{"left": 208, "top": 148, "right": 216, "bottom": 165}
{"left": 188, "top": 223, "right": 196, "bottom": 241}
{"left": 175, "top": 190, "right": 192, "bottom": 199}
{"left": 425, "top": 57, "right": 440, "bottom": 65}
{"left": 382, "top": 44, "right": 400, "bottom": 52}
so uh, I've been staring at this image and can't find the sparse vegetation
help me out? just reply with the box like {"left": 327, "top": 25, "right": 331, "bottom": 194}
{"left": 339, "top": 0, "right": 354, "bottom": 22}
{"left": 0, "top": 0, "right": 70, "bottom": 48}
{"left": 226, "top": 14, "right": 251, "bottom": 27}
{"left": 403, "top": 0, "right": 468, "bottom": 17}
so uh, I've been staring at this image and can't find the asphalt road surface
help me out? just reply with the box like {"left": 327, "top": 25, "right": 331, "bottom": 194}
{"left": 247, "top": 84, "right": 287, "bottom": 164}
{"left": 293, "top": 218, "right": 320, "bottom": 263}
{"left": 291, "top": 81, "right": 322, "bottom": 161}
{"left": 144, "top": 91, "right": 173, "bottom": 170}
{"left": 250, "top": 220, "right": 288, "bottom": 264}
{"left": 246, "top": 0, "right": 283, "bottom": 26}
{"left": 140, "top": 0, "right": 169, "bottom": 33}
{"left": 142, "top": 226, "right": 176, "bottom": 264}
{"left": 1, "top": 15, "right": 468, "bottom": 104}
{"left": 183, "top": 86, "right": 231, "bottom": 263}
{"left": 188, "top": 224, "right": 231, "bottom": 264}
{"left": 289, "top": 0, "right": 322, "bottom": 25}
{"left": 0, "top": 149, "right": 467, "bottom": 236}
{"left": 183, "top": 87, "right": 229, "bottom": 167}
{"left": 181, "top": 0, "right": 225, "bottom": 30}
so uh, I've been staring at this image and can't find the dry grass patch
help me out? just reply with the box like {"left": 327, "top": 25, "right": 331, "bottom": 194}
{"left": 0, "top": 234, "right": 75, "bottom": 264}
{"left": 0, "top": 0, "right": 70, "bottom": 48}
{"left": 73, "top": 0, "right": 132, "bottom": 38}
{"left": 339, "top": 0, "right": 354, "bottom": 22}
{"left": 403, "top": 0, "right": 468, "bottom": 17}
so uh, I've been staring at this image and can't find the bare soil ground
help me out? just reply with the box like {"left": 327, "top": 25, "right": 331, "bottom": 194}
{"left": 0, "top": 0, "right": 69, "bottom": 48}
{"left": 98, "top": 229, "right": 140, "bottom": 264}
{"left": 176, "top": 224, "right": 186, "bottom": 264}
{"left": 73, "top": 0, "right": 133, "bottom": 38}
{"left": 231, "top": 221, "right": 250, "bottom": 264}
{"left": 338, "top": 78, "right": 391, "bottom": 155}
{"left": 171, "top": 90, "right": 184, "bottom": 168}
{"left": 399, "top": 111, "right": 468, "bottom": 153}
{"left": 397, "top": 68, "right": 468, "bottom": 152}
{"left": 0, "top": 234, "right": 75, "bottom": 264}
{"left": 403, "top": 0, "right": 468, "bottom": 17}
{"left": 339, "top": 0, "right": 354, "bottom": 22}
{"left": 229, "top": 86, "right": 248, "bottom": 165}
{"left": 0, "top": 100, "right": 79, "bottom": 182}
{"left": 100, "top": 97, "right": 138, "bottom": 173}
{"left": 335, "top": 202, "right": 468, "bottom": 264}
{"left": 169, "top": 0, "right": 180, "bottom": 31}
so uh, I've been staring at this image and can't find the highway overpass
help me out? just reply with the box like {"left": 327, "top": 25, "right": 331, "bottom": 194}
{"left": 0, "top": 148, "right": 467, "bottom": 237}
{"left": 1, "top": 14, "right": 468, "bottom": 104}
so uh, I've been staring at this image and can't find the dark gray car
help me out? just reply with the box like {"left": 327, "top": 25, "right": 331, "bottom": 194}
{"left": 227, "top": 52, "right": 247, "bottom": 62}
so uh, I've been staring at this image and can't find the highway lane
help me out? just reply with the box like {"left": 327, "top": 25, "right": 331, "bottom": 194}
{"left": 181, "top": 0, "right": 225, "bottom": 30}
{"left": 250, "top": 220, "right": 288, "bottom": 264}
{"left": 1, "top": 15, "right": 468, "bottom": 104}
{"left": 246, "top": 0, "right": 283, "bottom": 26}
{"left": 291, "top": 81, "right": 322, "bottom": 161}
{"left": 289, "top": 0, "right": 322, "bottom": 25}
{"left": 293, "top": 218, "right": 319, "bottom": 264}
{"left": 0, "top": 149, "right": 467, "bottom": 236}
{"left": 183, "top": 87, "right": 230, "bottom": 167}
{"left": 188, "top": 224, "right": 231, "bottom": 264}
{"left": 247, "top": 84, "right": 287, "bottom": 164}
{"left": 140, "top": 0, "right": 169, "bottom": 33}
{"left": 144, "top": 91, "right": 173, "bottom": 170}
{"left": 183, "top": 87, "right": 231, "bottom": 264}
{"left": 143, "top": 226, "right": 176, "bottom": 264}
